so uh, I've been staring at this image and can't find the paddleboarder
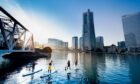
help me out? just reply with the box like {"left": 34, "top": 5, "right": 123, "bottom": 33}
{"left": 48, "top": 60, "right": 53, "bottom": 73}
{"left": 32, "top": 62, "right": 37, "bottom": 72}
{"left": 67, "top": 60, "right": 71, "bottom": 70}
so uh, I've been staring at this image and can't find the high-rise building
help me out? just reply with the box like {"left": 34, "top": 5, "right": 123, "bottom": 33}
{"left": 79, "top": 37, "right": 83, "bottom": 50}
{"left": 82, "top": 9, "right": 96, "bottom": 51}
{"left": 72, "top": 36, "right": 78, "bottom": 50}
{"left": 64, "top": 42, "right": 68, "bottom": 49}
{"left": 96, "top": 36, "right": 104, "bottom": 49}
{"left": 122, "top": 12, "right": 140, "bottom": 49}
{"left": 118, "top": 41, "right": 126, "bottom": 49}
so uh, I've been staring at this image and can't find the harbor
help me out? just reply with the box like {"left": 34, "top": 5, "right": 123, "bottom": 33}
{"left": 0, "top": 50, "right": 140, "bottom": 84}
{"left": 0, "top": 0, "right": 140, "bottom": 84}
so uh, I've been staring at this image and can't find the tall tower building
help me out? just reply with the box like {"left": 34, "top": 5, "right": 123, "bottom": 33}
{"left": 122, "top": 12, "right": 140, "bottom": 49}
{"left": 82, "top": 9, "right": 96, "bottom": 51}
{"left": 72, "top": 36, "right": 78, "bottom": 50}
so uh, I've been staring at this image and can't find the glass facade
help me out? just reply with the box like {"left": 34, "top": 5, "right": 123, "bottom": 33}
{"left": 122, "top": 12, "right": 140, "bottom": 49}
{"left": 82, "top": 9, "right": 96, "bottom": 51}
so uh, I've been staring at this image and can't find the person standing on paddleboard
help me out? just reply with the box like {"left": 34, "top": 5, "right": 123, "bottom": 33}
{"left": 48, "top": 60, "right": 53, "bottom": 73}
{"left": 67, "top": 60, "right": 71, "bottom": 70}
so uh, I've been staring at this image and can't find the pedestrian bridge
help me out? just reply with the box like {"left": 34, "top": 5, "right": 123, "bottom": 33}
{"left": 0, "top": 6, "right": 34, "bottom": 56}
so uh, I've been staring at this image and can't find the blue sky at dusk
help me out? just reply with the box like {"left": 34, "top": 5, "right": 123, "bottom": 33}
{"left": 0, "top": 0, "right": 140, "bottom": 46}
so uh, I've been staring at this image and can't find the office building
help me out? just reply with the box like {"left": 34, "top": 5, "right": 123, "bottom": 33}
{"left": 82, "top": 9, "right": 96, "bottom": 51}
{"left": 118, "top": 41, "right": 126, "bottom": 49}
{"left": 72, "top": 36, "right": 78, "bottom": 50}
{"left": 96, "top": 36, "right": 104, "bottom": 49}
{"left": 122, "top": 12, "right": 140, "bottom": 50}
{"left": 79, "top": 37, "right": 83, "bottom": 50}
{"left": 48, "top": 38, "right": 68, "bottom": 50}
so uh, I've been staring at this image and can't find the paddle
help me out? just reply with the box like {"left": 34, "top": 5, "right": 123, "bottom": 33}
{"left": 52, "top": 63, "right": 57, "bottom": 72}
{"left": 22, "top": 69, "right": 42, "bottom": 77}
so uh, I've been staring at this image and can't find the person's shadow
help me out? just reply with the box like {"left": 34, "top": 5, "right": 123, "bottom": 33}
{"left": 67, "top": 73, "right": 71, "bottom": 80}
{"left": 46, "top": 74, "right": 52, "bottom": 84}
{"left": 30, "top": 62, "right": 36, "bottom": 84}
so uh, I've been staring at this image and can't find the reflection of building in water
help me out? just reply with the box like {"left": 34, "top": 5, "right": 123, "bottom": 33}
{"left": 48, "top": 38, "right": 68, "bottom": 50}
{"left": 71, "top": 52, "right": 78, "bottom": 66}
{"left": 74, "top": 53, "right": 78, "bottom": 66}
{"left": 80, "top": 52, "right": 97, "bottom": 83}
{"left": 128, "top": 56, "right": 140, "bottom": 84}
{"left": 51, "top": 50, "right": 68, "bottom": 60}
{"left": 79, "top": 52, "right": 106, "bottom": 83}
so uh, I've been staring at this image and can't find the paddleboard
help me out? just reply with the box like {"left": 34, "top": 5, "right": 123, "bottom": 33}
{"left": 22, "top": 69, "right": 42, "bottom": 77}
{"left": 67, "top": 69, "right": 71, "bottom": 74}
{"left": 40, "top": 71, "right": 57, "bottom": 78}
{"left": 75, "top": 68, "right": 79, "bottom": 71}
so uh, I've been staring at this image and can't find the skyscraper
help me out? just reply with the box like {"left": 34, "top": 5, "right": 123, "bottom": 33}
{"left": 79, "top": 37, "right": 83, "bottom": 50}
{"left": 72, "top": 36, "right": 78, "bottom": 50}
{"left": 96, "top": 36, "right": 104, "bottom": 49}
{"left": 82, "top": 9, "right": 96, "bottom": 51}
{"left": 122, "top": 12, "right": 140, "bottom": 49}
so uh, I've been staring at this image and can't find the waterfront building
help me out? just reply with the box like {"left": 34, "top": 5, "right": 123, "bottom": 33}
{"left": 82, "top": 9, "right": 96, "bottom": 51}
{"left": 79, "top": 37, "right": 83, "bottom": 50}
{"left": 118, "top": 41, "right": 126, "bottom": 49}
{"left": 72, "top": 36, "right": 78, "bottom": 50}
{"left": 48, "top": 38, "right": 68, "bottom": 50}
{"left": 117, "top": 41, "right": 126, "bottom": 53}
{"left": 122, "top": 12, "right": 140, "bottom": 50}
{"left": 106, "top": 44, "right": 118, "bottom": 53}
{"left": 64, "top": 42, "right": 68, "bottom": 49}
{"left": 96, "top": 36, "right": 104, "bottom": 49}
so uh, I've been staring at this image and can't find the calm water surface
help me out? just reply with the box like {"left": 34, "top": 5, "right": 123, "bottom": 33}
{"left": 0, "top": 50, "right": 140, "bottom": 84}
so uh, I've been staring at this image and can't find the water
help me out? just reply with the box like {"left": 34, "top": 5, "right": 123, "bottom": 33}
{"left": 0, "top": 50, "right": 140, "bottom": 84}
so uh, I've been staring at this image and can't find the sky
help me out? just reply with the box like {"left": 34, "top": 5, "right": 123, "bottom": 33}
{"left": 0, "top": 0, "right": 140, "bottom": 46}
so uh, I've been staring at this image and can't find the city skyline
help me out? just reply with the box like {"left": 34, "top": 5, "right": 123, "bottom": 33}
{"left": 0, "top": 0, "right": 140, "bottom": 46}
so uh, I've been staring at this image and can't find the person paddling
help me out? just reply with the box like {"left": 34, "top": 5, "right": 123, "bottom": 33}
{"left": 67, "top": 60, "right": 71, "bottom": 70}
{"left": 48, "top": 60, "right": 53, "bottom": 73}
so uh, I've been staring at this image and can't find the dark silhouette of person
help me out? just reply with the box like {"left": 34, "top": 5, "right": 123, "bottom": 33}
{"left": 75, "top": 60, "right": 78, "bottom": 66}
{"left": 32, "top": 62, "right": 36, "bottom": 72}
{"left": 67, "top": 73, "right": 71, "bottom": 80}
{"left": 67, "top": 60, "right": 71, "bottom": 70}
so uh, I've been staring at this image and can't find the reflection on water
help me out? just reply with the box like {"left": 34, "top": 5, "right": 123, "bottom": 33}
{"left": 0, "top": 50, "right": 140, "bottom": 84}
